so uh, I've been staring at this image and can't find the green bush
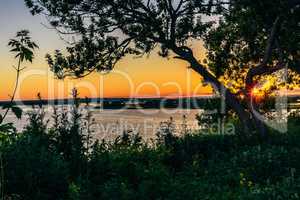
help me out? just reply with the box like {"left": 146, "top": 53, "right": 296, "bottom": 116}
{"left": 2, "top": 134, "right": 69, "bottom": 200}
{"left": 1, "top": 105, "right": 300, "bottom": 199}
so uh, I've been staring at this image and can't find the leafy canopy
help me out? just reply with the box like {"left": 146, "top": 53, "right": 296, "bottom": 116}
{"left": 24, "top": 0, "right": 227, "bottom": 78}
{"left": 24, "top": 0, "right": 300, "bottom": 98}
{"left": 205, "top": 0, "right": 300, "bottom": 94}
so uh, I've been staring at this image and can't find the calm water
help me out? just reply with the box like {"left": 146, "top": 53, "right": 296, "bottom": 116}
{"left": 1, "top": 105, "right": 202, "bottom": 140}
{"left": 3, "top": 104, "right": 296, "bottom": 140}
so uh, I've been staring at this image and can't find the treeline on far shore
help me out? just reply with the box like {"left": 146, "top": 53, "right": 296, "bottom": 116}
{"left": 0, "top": 95, "right": 299, "bottom": 110}
{"left": 0, "top": 96, "right": 218, "bottom": 109}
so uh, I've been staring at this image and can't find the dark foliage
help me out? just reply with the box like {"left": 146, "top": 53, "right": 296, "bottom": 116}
{"left": 1, "top": 103, "right": 300, "bottom": 199}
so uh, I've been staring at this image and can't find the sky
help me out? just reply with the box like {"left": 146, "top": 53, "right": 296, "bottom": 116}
{"left": 0, "top": 0, "right": 211, "bottom": 101}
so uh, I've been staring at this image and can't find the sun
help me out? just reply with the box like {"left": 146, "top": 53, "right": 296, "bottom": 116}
{"left": 251, "top": 87, "right": 265, "bottom": 102}
{"left": 250, "top": 79, "right": 274, "bottom": 102}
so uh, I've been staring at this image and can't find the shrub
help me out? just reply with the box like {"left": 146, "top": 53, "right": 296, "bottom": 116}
{"left": 1, "top": 100, "right": 300, "bottom": 199}
{"left": 2, "top": 134, "right": 69, "bottom": 200}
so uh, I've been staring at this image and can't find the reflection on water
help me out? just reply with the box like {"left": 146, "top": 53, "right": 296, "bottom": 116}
{"left": 1, "top": 105, "right": 202, "bottom": 140}
{"left": 1, "top": 104, "right": 297, "bottom": 140}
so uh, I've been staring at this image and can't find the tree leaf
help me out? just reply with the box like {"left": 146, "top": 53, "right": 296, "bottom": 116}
{"left": 2, "top": 102, "right": 14, "bottom": 109}
{"left": 11, "top": 106, "right": 23, "bottom": 119}
{"left": 0, "top": 123, "right": 16, "bottom": 134}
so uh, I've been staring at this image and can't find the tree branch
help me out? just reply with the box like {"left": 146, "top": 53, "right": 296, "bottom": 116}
{"left": 245, "top": 17, "right": 282, "bottom": 90}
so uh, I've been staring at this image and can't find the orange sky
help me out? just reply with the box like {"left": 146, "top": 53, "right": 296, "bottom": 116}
{"left": 0, "top": 0, "right": 213, "bottom": 101}
{"left": 0, "top": 44, "right": 211, "bottom": 100}
{"left": 2, "top": 1, "right": 300, "bottom": 101}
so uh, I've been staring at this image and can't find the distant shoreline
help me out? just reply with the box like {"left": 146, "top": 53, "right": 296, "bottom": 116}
{"left": 0, "top": 95, "right": 299, "bottom": 109}
{"left": 0, "top": 96, "right": 215, "bottom": 109}
{"left": 0, "top": 96, "right": 215, "bottom": 105}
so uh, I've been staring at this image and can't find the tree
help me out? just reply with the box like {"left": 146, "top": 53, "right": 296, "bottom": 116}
{"left": 24, "top": 0, "right": 299, "bottom": 137}
{"left": 0, "top": 30, "right": 38, "bottom": 199}
{"left": 204, "top": 0, "right": 300, "bottom": 136}
{"left": 0, "top": 30, "right": 39, "bottom": 125}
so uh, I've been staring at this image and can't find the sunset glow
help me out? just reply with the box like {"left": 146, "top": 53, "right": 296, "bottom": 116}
{"left": 0, "top": 1, "right": 212, "bottom": 101}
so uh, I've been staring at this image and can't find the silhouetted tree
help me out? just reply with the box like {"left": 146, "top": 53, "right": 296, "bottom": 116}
{"left": 1, "top": 30, "right": 38, "bottom": 125}
{"left": 24, "top": 0, "right": 300, "bottom": 137}
{"left": 204, "top": 0, "right": 300, "bottom": 136}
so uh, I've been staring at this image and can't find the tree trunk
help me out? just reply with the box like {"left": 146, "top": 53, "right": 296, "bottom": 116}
{"left": 245, "top": 95, "right": 268, "bottom": 138}
{"left": 189, "top": 57, "right": 252, "bottom": 136}
{"left": 172, "top": 46, "right": 253, "bottom": 136}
